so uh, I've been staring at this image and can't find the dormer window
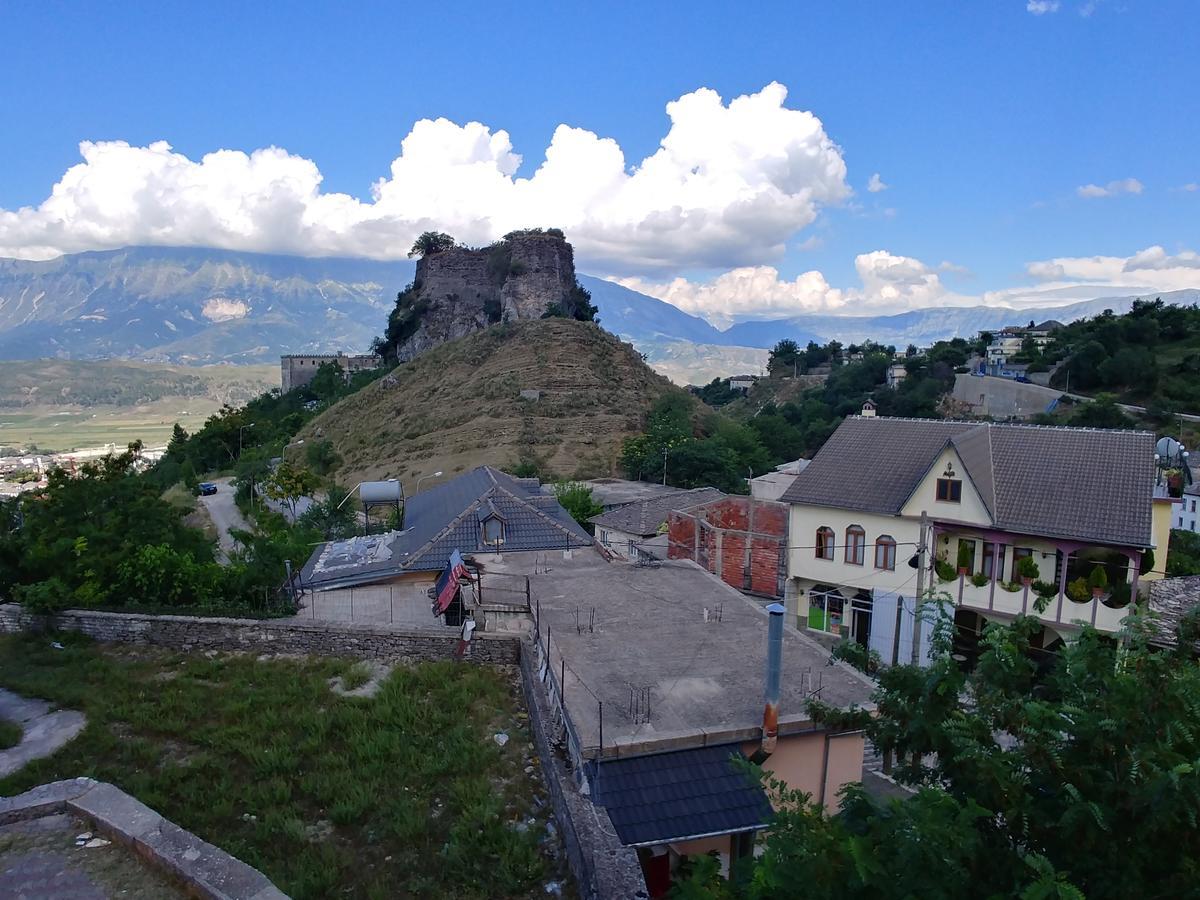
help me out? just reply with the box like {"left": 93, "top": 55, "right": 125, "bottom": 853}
{"left": 936, "top": 478, "right": 962, "bottom": 503}
{"left": 478, "top": 501, "right": 506, "bottom": 546}
{"left": 482, "top": 516, "right": 504, "bottom": 544}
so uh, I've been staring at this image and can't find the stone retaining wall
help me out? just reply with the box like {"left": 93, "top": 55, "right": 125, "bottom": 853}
{"left": 519, "top": 637, "right": 647, "bottom": 900}
{"left": 0, "top": 605, "right": 518, "bottom": 665}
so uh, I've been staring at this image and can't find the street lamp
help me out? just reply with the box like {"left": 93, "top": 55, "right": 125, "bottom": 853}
{"left": 416, "top": 470, "right": 443, "bottom": 493}
{"left": 238, "top": 422, "right": 255, "bottom": 457}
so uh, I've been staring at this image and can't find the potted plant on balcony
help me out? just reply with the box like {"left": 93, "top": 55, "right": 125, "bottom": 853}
{"left": 1016, "top": 556, "right": 1040, "bottom": 586}
{"left": 1088, "top": 565, "right": 1109, "bottom": 599}
{"left": 970, "top": 572, "right": 989, "bottom": 588}
{"left": 935, "top": 557, "right": 957, "bottom": 582}
{"left": 956, "top": 542, "right": 972, "bottom": 576}
{"left": 1032, "top": 579, "right": 1057, "bottom": 599}
{"left": 1165, "top": 468, "right": 1184, "bottom": 499}
{"left": 1067, "top": 577, "right": 1090, "bottom": 604}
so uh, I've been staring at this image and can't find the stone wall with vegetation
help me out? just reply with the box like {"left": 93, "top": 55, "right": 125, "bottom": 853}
{"left": 0, "top": 604, "right": 519, "bottom": 665}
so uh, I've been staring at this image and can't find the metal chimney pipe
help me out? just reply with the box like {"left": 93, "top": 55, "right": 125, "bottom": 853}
{"left": 759, "top": 602, "right": 786, "bottom": 759}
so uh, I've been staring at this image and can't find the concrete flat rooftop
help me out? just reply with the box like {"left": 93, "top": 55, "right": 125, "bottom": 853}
{"left": 576, "top": 479, "right": 691, "bottom": 510}
{"left": 489, "top": 548, "right": 875, "bottom": 757}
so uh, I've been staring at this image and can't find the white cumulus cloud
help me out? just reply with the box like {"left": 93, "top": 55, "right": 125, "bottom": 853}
{"left": 619, "top": 243, "right": 1200, "bottom": 326}
{"left": 867, "top": 173, "right": 888, "bottom": 193}
{"left": 617, "top": 250, "right": 965, "bottom": 326}
{"left": 1026, "top": 0, "right": 1060, "bottom": 13}
{"left": 0, "top": 83, "right": 849, "bottom": 274}
{"left": 1076, "top": 177, "right": 1144, "bottom": 198}
{"left": 1001, "top": 246, "right": 1200, "bottom": 305}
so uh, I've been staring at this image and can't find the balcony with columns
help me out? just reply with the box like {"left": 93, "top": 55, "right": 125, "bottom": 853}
{"left": 929, "top": 525, "right": 1145, "bottom": 634}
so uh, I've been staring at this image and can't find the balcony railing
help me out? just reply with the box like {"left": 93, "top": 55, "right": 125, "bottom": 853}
{"left": 930, "top": 527, "right": 1141, "bottom": 634}
{"left": 935, "top": 573, "right": 1130, "bottom": 633}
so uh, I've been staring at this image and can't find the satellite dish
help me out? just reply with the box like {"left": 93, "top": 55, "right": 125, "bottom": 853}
{"left": 1156, "top": 436, "right": 1182, "bottom": 460}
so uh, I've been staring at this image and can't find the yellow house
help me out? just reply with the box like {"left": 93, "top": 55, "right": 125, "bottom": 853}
{"left": 781, "top": 417, "right": 1173, "bottom": 662}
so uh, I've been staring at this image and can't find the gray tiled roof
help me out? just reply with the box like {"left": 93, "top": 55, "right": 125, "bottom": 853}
{"left": 592, "top": 743, "right": 773, "bottom": 846}
{"left": 300, "top": 466, "right": 591, "bottom": 589}
{"left": 588, "top": 487, "right": 725, "bottom": 535}
{"left": 781, "top": 417, "right": 1156, "bottom": 547}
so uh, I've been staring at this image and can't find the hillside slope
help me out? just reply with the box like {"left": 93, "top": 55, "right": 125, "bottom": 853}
{"left": 299, "top": 318, "right": 689, "bottom": 489}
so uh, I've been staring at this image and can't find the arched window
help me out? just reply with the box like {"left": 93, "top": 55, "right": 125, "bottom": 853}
{"left": 845, "top": 526, "right": 866, "bottom": 566}
{"left": 875, "top": 535, "right": 897, "bottom": 570}
{"left": 815, "top": 526, "right": 835, "bottom": 560}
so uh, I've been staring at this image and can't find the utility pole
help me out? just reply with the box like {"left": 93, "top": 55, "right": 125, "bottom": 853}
{"left": 909, "top": 510, "right": 929, "bottom": 666}
{"left": 662, "top": 446, "right": 668, "bottom": 486}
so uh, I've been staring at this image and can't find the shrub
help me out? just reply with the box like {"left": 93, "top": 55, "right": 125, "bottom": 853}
{"left": 1067, "top": 577, "right": 1091, "bottom": 603}
{"left": 831, "top": 638, "right": 882, "bottom": 676}
{"left": 956, "top": 542, "right": 973, "bottom": 571}
{"left": 1016, "top": 556, "right": 1040, "bottom": 582}
{"left": 1088, "top": 565, "right": 1109, "bottom": 593}
{"left": 935, "top": 559, "right": 957, "bottom": 582}
{"left": 1001, "top": 580, "right": 1022, "bottom": 593}
{"left": 1106, "top": 580, "right": 1132, "bottom": 608}
{"left": 971, "top": 572, "right": 989, "bottom": 588}
{"left": 1032, "top": 579, "right": 1057, "bottom": 598}
{"left": 1142, "top": 548, "right": 1155, "bottom": 574}
{"left": 13, "top": 578, "right": 71, "bottom": 615}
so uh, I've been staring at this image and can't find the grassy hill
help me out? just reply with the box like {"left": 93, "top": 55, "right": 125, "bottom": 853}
{"left": 300, "top": 318, "right": 690, "bottom": 490}
{"left": 0, "top": 360, "right": 277, "bottom": 450}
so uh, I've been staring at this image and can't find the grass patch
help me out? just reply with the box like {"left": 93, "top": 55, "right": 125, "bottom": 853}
{"left": 0, "top": 717, "right": 21, "bottom": 750}
{"left": 0, "top": 633, "right": 558, "bottom": 899}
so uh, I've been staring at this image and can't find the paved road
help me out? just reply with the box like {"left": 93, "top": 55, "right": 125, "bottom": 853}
{"left": 1060, "top": 391, "right": 1200, "bottom": 423}
{"left": 196, "top": 476, "right": 250, "bottom": 560}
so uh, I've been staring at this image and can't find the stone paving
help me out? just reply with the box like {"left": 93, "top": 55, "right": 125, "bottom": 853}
{"left": 0, "top": 688, "right": 86, "bottom": 778}
{"left": 0, "top": 813, "right": 183, "bottom": 899}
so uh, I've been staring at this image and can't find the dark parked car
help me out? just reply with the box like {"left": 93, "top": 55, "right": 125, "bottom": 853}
{"left": 198, "top": 482, "right": 218, "bottom": 496}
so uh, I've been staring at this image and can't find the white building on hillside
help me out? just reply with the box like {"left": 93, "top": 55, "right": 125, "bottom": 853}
{"left": 780, "top": 417, "right": 1175, "bottom": 665}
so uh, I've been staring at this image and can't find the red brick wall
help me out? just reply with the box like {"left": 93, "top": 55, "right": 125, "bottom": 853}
{"left": 666, "top": 497, "right": 787, "bottom": 598}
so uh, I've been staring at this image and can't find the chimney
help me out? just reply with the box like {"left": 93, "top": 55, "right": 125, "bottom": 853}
{"left": 754, "top": 603, "right": 786, "bottom": 762}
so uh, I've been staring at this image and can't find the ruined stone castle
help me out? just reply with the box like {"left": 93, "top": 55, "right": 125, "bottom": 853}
{"left": 280, "top": 352, "right": 380, "bottom": 392}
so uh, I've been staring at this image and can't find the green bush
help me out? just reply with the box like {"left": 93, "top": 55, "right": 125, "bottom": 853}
{"left": 935, "top": 559, "right": 957, "bottom": 582}
{"left": 1016, "top": 556, "right": 1040, "bottom": 581}
{"left": 1001, "top": 580, "right": 1022, "bottom": 593}
{"left": 12, "top": 578, "right": 71, "bottom": 616}
{"left": 831, "top": 638, "right": 882, "bottom": 676}
{"left": 1032, "top": 579, "right": 1058, "bottom": 598}
{"left": 956, "top": 542, "right": 973, "bottom": 571}
{"left": 1088, "top": 565, "right": 1109, "bottom": 593}
{"left": 1067, "top": 577, "right": 1091, "bottom": 603}
{"left": 1106, "top": 580, "right": 1132, "bottom": 608}
{"left": 970, "top": 572, "right": 989, "bottom": 588}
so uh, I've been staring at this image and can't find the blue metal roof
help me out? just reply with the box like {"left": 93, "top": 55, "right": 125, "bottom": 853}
{"left": 591, "top": 743, "right": 773, "bottom": 846}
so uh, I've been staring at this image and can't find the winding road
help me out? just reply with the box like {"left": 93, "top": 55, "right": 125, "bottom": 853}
{"left": 196, "top": 476, "right": 250, "bottom": 561}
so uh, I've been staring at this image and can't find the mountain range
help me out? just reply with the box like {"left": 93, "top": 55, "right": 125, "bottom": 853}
{"left": 0, "top": 246, "right": 1196, "bottom": 384}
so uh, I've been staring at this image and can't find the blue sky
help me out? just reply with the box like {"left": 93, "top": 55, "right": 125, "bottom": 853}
{"left": 1, "top": 0, "right": 1196, "bottom": 323}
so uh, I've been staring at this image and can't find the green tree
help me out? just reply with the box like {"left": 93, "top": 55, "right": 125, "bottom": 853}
{"left": 296, "top": 484, "right": 358, "bottom": 540}
{"left": 263, "top": 462, "right": 319, "bottom": 520}
{"left": 678, "top": 606, "right": 1200, "bottom": 899}
{"left": 552, "top": 481, "right": 604, "bottom": 528}
{"left": 1168, "top": 529, "right": 1200, "bottom": 576}
{"left": 304, "top": 438, "right": 342, "bottom": 476}
{"left": 408, "top": 231, "right": 456, "bottom": 258}
{"left": 768, "top": 339, "right": 802, "bottom": 377}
